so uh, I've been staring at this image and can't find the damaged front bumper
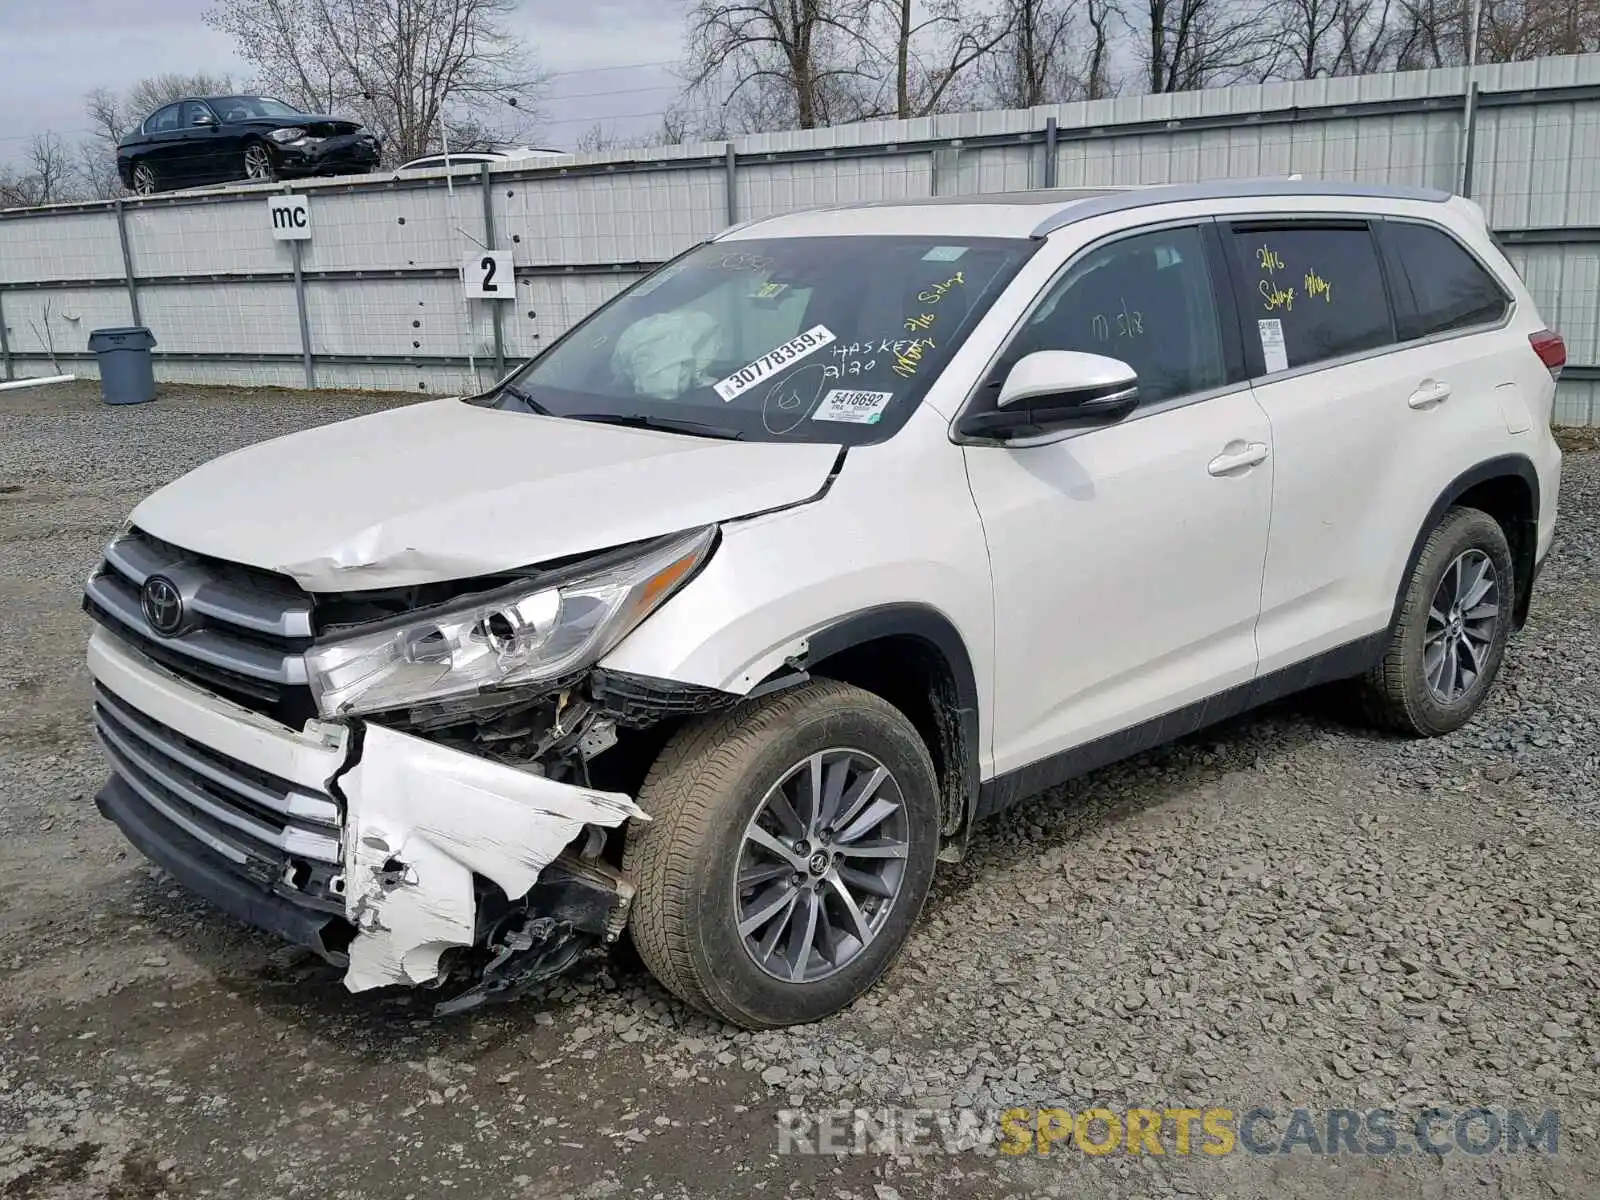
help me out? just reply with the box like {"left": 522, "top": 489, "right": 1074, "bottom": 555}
{"left": 87, "top": 628, "right": 646, "bottom": 1001}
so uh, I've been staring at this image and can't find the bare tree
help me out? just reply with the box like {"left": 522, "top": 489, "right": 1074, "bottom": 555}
{"left": 982, "top": 0, "right": 1119, "bottom": 107}
{"left": 205, "top": 0, "right": 546, "bottom": 163}
{"left": 1132, "top": 0, "right": 1275, "bottom": 92}
{"left": 0, "top": 134, "right": 82, "bottom": 208}
{"left": 864, "top": 0, "right": 1010, "bottom": 119}
{"left": 680, "top": 0, "right": 882, "bottom": 132}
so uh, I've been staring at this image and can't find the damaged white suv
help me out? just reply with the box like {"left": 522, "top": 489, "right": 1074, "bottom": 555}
{"left": 85, "top": 180, "right": 1563, "bottom": 1028}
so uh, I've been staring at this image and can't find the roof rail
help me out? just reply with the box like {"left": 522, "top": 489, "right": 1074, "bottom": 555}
{"left": 1030, "top": 178, "right": 1450, "bottom": 237}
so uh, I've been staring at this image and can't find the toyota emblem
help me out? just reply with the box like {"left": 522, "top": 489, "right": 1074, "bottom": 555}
{"left": 141, "top": 576, "right": 184, "bottom": 636}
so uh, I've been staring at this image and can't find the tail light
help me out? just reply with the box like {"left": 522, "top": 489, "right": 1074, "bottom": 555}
{"left": 1530, "top": 329, "right": 1566, "bottom": 380}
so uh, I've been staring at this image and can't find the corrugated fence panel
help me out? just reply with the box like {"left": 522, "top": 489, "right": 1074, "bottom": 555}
{"left": 7, "top": 53, "right": 1600, "bottom": 421}
{"left": 0, "top": 210, "right": 125, "bottom": 282}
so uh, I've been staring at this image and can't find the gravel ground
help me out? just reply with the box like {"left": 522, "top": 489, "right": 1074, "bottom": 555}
{"left": 1, "top": 380, "right": 1597, "bottom": 1199}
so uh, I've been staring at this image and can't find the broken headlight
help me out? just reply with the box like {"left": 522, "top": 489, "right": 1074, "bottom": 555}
{"left": 304, "top": 527, "right": 715, "bottom": 718}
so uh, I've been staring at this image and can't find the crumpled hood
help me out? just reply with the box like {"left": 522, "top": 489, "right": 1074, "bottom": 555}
{"left": 130, "top": 399, "right": 839, "bottom": 592}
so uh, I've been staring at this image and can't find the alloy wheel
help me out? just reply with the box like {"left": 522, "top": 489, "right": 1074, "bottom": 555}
{"left": 1423, "top": 549, "right": 1499, "bottom": 704}
{"left": 244, "top": 145, "right": 273, "bottom": 181}
{"left": 131, "top": 166, "right": 155, "bottom": 195}
{"left": 734, "top": 749, "right": 910, "bottom": 984}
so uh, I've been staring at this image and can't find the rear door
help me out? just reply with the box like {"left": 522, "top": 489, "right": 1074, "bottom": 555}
{"left": 1222, "top": 215, "right": 1514, "bottom": 675}
{"left": 139, "top": 104, "right": 189, "bottom": 184}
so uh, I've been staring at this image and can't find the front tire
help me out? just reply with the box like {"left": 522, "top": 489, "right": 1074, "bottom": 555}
{"left": 1358, "top": 506, "right": 1515, "bottom": 736}
{"left": 243, "top": 142, "right": 277, "bottom": 183}
{"left": 130, "top": 163, "right": 158, "bottom": 195}
{"left": 623, "top": 680, "right": 940, "bottom": 1029}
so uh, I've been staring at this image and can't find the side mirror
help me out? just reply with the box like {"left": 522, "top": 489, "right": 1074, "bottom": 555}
{"left": 957, "top": 350, "right": 1138, "bottom": 441}
{"left": 193, "top": 112, "right": 217, "bottom": 128}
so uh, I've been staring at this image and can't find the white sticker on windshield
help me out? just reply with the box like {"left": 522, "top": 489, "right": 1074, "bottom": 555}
{"left": 714, "top": 325, "right": 836, "bottom": 402}
{"left": 1258, "top": 319, "right": 1289, "bottom": 374}
{"left": 813, "top": 389, "right": 893, "bottom": 424}
{"left": 923, "top": 245, "right": 968, "bottom": 262}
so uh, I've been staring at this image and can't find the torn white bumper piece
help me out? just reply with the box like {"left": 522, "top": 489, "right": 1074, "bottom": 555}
{"left": 337, "top": 723, "right": 647, "bottom": 993}
{"left": 86, "top": 627, "right": 648, "bottom": 995}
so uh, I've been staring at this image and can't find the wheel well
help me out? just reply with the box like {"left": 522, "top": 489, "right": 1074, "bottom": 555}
{"left": 808, "top": 635, "right": 968, "bottom": 839}
{"left": 1452, "top": 473, "right": 1537, "bottom": 627}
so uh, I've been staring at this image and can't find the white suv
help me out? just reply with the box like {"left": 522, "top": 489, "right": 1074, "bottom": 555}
{"left": 84, "top": 180, "right": 1564, "bottom": 1028}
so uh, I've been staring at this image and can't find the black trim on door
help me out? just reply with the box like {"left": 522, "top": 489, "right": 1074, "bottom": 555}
{"left": 1200, "top": 219, "right": 1250, "bottom": 387}
{"left": 975, "top": 632, "right": 1386, "bottom": 820}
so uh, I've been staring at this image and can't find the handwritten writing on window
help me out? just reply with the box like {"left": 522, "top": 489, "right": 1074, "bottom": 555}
{"left": 1303, "top": 268, "right": 1332, "bottom": 303}
{"left": 892, "top": 338, "right": 936, "bottom": 379}
{"left": 1256, "top": 242, "right": 1295, "bottom": 312}
{"left": 905, "top": 313, "right": 937, "bottom": 332}
{"left": 1091, "top": 298, "right": 1145, "bottom": 343}
{"left": 916, "top": 271, "right": 966, "bottom": 305}
{"left": 1257, "top": 245, "right": 1285, "bottom": 273}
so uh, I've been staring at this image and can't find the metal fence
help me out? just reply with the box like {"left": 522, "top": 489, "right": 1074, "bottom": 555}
{"left": 5, "top": 53, "right": 1600, "bottom": 424}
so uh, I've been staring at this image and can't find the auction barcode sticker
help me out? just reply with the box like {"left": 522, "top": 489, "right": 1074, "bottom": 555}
{"left": 714, "top": 325, "right": 836, "bottom": 402}
{"left": 812, "top": 389, "right": 893, "bottom": 424}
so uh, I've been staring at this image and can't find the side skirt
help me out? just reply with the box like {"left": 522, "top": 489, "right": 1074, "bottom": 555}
{"left": 974, "top": 633, "right": 1387, "bottom": 821}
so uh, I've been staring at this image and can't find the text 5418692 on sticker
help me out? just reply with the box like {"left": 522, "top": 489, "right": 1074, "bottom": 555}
{"left": 714, "top": 326, "right": 837, "bottom": 402}
{"left": 813, "top": 389, "right": 894, "bottom": 424}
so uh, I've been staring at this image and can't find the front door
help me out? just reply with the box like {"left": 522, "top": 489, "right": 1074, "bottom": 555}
{"left": 963, "top": 222, "right": 1274, "bottom": 779}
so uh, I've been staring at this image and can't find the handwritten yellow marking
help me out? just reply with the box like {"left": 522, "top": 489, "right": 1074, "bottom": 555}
{"left": 917, "top": 271, "right": 966, "bottom": 304}
{"left": 905, "top": 313, "right": 936, "bottom": 332}
{"left": 1257, "top": 245, "right": 1284, "bottom": 273}
{"left": 892, "top": 338, "right": 935, "bottom": 378}
{"left": 1260, "top": 278, "right": 1295, "bottom": 312}
{"left": 1303, "top": 268, "right": 1331, "bottom": 303}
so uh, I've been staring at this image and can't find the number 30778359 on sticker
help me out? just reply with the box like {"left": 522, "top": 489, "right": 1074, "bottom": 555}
{"left": 812, "top": 389, "right": 894, "bottom": 424}
{"left": 714, "top": 325, "right": 836, "bottom": 402}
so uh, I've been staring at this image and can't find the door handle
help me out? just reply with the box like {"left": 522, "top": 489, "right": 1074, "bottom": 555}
{"left": 1207, "top": 442, "right": 1269, "bottom": 476}
{"left": 1408, "top": 380, "right": 1452, "bottom": 409}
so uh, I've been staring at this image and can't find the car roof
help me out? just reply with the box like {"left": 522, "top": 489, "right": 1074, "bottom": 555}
{"left": 719, "top": 179, "right": 1452, "bottom": 241}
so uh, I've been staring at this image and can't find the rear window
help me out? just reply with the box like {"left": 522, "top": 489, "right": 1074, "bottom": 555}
{"left": 1226, "top": 223, "right": 1395, "bottom": 374}
{"left": 1386, "top": 221, "right": 1510, "bottom": 340}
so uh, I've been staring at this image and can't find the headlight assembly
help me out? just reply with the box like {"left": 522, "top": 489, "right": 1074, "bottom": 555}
{"left": 267, "top": 127, "right": 308, "bottom": 144}
{"left": 305, "top": 527, "right": 715, "bottom": 717}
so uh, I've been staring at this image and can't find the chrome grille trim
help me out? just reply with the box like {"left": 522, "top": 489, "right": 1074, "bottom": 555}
{"left": 85, "top": 568, "right": 309, "bottom": 686}
{"left": 105, "top": 534, "right": 313, "bottom": 638}
{"left": 94, "top": 687, "right": 342, "bottom": 866}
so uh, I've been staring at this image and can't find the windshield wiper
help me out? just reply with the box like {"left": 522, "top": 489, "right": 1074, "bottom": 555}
{"left": 498, "top": 381, "right": 551, "bottom": 415}
{"left": 568, "top": 412, "right": 745, "bottom": 441}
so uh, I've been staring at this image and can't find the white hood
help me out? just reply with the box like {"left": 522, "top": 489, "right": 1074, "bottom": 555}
{"left": 130, "top": 399, "right": 839, "bottom": 591}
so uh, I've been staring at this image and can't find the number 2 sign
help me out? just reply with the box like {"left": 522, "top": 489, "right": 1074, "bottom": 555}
{"left": 463, "top": 251, "right": 514, "bottom": 299}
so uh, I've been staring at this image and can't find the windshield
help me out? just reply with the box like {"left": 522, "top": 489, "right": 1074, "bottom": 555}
{"left": 216, "top": 97, "right": 304, "bottom": 120}
{"left": 498, "top": 235, "right": 1035, "bottom": 444}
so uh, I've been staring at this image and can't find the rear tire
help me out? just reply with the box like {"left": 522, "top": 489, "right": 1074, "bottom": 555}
{"left": 130, "top": 163, "right": 159, "bottom": 195}
{"left": 1357, "top": 506, "right": 1515, "bottom": 736}
{"left": 623, "top": 679, "right": 940, "bottom": 1029}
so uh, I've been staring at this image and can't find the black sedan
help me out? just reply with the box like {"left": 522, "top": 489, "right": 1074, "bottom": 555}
{"left": 116, "top": 96, "right": 381, "bottom": 195}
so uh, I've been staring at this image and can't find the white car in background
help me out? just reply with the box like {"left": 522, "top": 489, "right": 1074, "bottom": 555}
{"left": 394, "top": 146, "right": 567, "bottom": 172}
{"left": 82, "top": 180, "right": 1563, "bottom": 1030}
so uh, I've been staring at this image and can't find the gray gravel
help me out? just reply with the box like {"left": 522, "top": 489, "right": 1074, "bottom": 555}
{"left": 1, "top": 380, "right": 1597, "bottom": 1199}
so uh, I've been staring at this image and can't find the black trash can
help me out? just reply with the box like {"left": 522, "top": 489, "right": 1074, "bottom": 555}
{"left": 87, "top": 326, "right": 158, "bottom": 406}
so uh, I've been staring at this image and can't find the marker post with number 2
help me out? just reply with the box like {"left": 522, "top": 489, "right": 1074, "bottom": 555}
{"left": 463, "top": 251, "right": 514, "bottom": 300}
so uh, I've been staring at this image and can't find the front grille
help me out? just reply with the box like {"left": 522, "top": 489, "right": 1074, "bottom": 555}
{"left": 83, "top": 528, "right": 314, "bottom": 720}
{"left": 93, "top": 683, "right": 344, "bottom": 909}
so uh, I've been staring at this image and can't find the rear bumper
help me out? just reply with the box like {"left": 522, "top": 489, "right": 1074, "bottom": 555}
{"left": 86, "top": 627, "right": 646, "bottom": 993}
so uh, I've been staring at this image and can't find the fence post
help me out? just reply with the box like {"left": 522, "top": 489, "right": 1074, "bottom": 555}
{"left": 0, "top": 291, "right": 11, "bottom": 381}
{"left": 114, "top": 199, "right": 142, "bottom": 327}
{"left": 1459, "top": 81, "right": 1481, "bottom": 198}
{"left": 285, "top": 183, "right": 315, "bottom": 389}
{"left": 1044, "top": 116, "right": 1059, "bottom": 189}
{"left": 725, "top": 142, "right": 739, "bottom": 226}
{"left": 481, "top": 162, "right": 505, "bottom": 381}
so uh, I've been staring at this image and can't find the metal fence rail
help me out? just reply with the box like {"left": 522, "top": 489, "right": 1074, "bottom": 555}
{"left": 5, "top": 54, "right": 1600, "bottom": 423}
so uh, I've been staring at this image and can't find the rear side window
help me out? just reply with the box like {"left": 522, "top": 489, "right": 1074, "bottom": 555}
{"left": 1386, "top": 221, "right": 1509, "bottom": 339}
{"left": 1226, "top": 224, "right": 1394, "bottom": 374}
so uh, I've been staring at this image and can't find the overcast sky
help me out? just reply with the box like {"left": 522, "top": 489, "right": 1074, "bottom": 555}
{"left": 0, "top": 0, "right": 687, "bottom": 156}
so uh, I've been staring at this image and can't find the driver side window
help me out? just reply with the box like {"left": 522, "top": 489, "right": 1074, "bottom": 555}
{"left": 996, "top": 225, "right": 1227, "bottom": 406}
